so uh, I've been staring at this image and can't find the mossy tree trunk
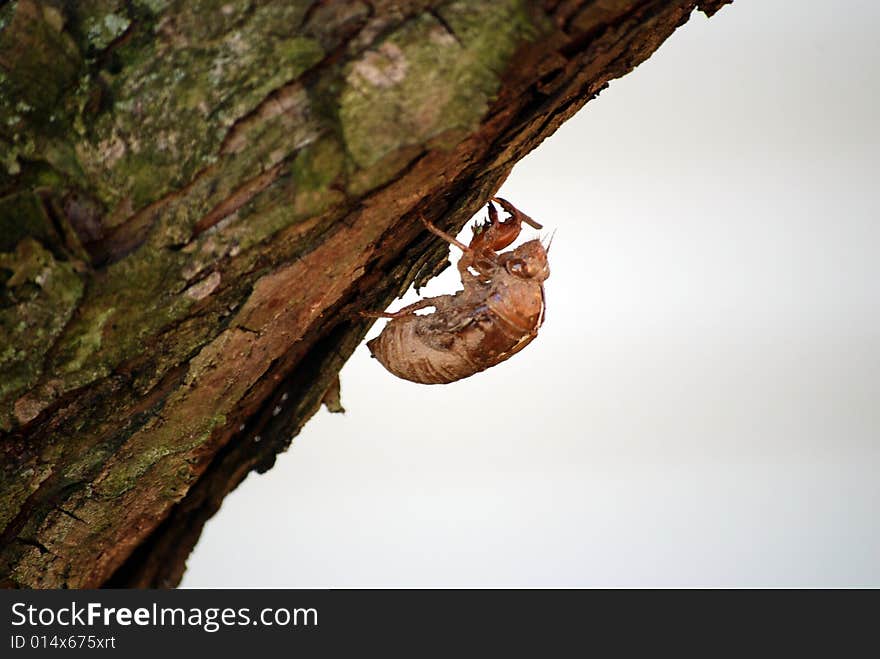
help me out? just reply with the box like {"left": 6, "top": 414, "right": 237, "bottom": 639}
{"left": 0, "top": 0, "right": 731, "bottom": 588}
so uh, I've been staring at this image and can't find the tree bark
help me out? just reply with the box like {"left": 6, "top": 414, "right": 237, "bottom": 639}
{"left": 0, "top": 0, "right": 732, "bottom": 588}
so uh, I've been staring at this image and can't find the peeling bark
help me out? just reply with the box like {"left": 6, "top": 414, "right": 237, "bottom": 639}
{"left": 0, "top": 0, "right": 732, "bottom": 588}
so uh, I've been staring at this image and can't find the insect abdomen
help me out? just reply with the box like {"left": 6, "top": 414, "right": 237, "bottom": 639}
{"left": 367, "top": 320, "right": 477, "bottom": 384}
{"left": 367, "top": 296, "right": 541, "bottom": 384}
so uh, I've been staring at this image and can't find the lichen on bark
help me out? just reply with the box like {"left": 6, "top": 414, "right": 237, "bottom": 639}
{"left": 340, "top": 1, "right": 540, "bottom": 169}
{"left": 0, "top": 238, "right": 83, "bottom": 428}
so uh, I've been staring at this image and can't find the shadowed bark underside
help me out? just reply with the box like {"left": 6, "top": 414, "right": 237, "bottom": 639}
{"left": 0, "top": 0, "right": 732, "bottom": 588}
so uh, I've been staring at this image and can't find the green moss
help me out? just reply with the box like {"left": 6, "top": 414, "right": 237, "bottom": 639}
{"left": 0, "top": 0, "right": 82, "bottom": 128}
{"left": 288, "top": 135, "right": 346, "bottom": 216}
{"left": 0, "top": 460, "right": 54, "bottom": 534}
{"left": 174, "top": 134, "right": 345, "bottom": 259}
{"left": 0, "top": 191, "right": 60, "bottom": 253}
{"left": 94, "top": 411, "right": 225, "bottom": 498}
{"left": 339, "top": 0, "right": 537, "bottom": 170}
{"left": 224, "top": 174, "right": 338, "bottom": 250}
{"left": 0, "top": 239, "right": 84, "bottom": 429}
{"left": 134, "top": 0, "right": 169, "bottom": 14}
{"left": 346, "top": 144, "right": 425, "bottom": 198}
{"left": 43, "top": 139, "right": 88, "bottom": 189}
{"left": 34, "top": 134, "right": 342, "bottom": 404}
{"left": 77, "top": 3, "right": 324, "bottom": 210}
{"left": 83, "top": 10, "right": 131, "bottom": 51}
{"left": 55, "top": 307, "right": 114, "bottom": 375}
{"left": 292, "top": 136, "right": 344, "bottom": 191}
{"left": 48, "top": 245, "right": 191, "bottom": 392}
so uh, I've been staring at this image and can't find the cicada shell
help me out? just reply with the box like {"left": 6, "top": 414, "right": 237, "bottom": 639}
{"left": 365, "top": 198, "right": 549, "bottom": 384}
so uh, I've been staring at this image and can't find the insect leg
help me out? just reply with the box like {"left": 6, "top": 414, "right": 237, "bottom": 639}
{"left": 491, "top": 197, "right": 543, "bottom": 230}
{"left": 421, "top": 215, "right": 497, "bottom": 282}
{"left": 421, "top": 217, "right": 471, "bottom": 252}
{"left": 361, "top": 295, "right": 449, "bottom": 319}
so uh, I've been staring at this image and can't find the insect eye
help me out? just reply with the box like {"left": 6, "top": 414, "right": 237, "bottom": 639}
{"left": 505, "top": 258, "right": 528, "bottom": 277}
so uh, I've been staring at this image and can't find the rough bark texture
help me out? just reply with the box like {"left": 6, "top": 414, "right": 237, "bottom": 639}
{"left": 0, "top": 0, "right": 732, "bottom": 588}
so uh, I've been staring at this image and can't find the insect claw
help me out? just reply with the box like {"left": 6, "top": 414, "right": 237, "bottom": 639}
{"left": 491, "top": 196, "right": 543, "bottom": 230}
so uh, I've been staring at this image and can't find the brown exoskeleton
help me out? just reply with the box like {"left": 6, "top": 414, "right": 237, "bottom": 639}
{"left": 364, "top": 197, "right": 550, "bottom": 384}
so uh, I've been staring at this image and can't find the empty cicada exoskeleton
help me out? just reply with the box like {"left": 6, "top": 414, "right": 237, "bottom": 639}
{"left": 364, "top": 197, "right": 550, "bottom": 384}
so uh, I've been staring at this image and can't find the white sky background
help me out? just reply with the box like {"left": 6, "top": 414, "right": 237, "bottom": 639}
{"left": 182, "top": 0, "right": 880, "bottom": 587}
